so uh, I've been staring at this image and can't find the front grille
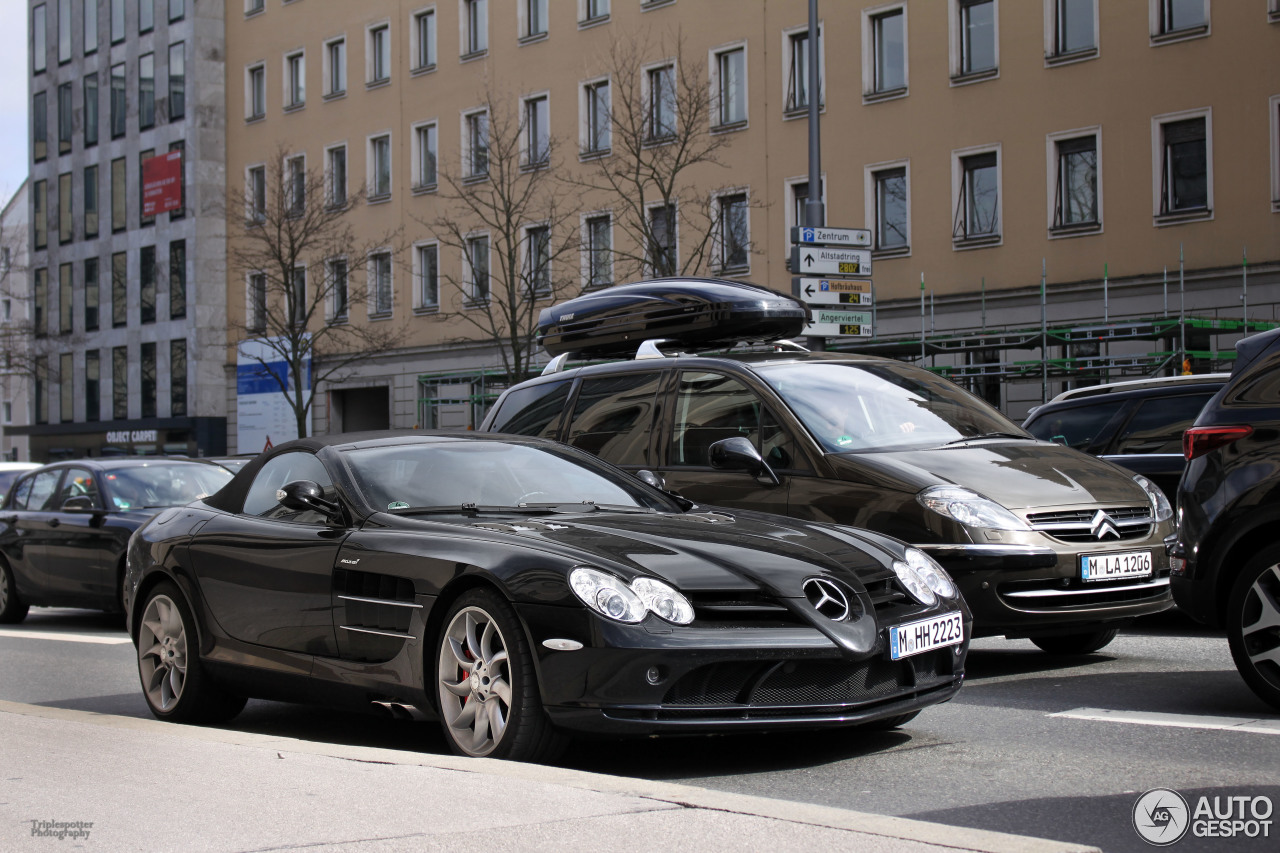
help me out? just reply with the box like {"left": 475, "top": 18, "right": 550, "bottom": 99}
{"left": 1025, "top": 506, "right": 1154, "bottom": 543}
{"left": 686, "top": 590, "right": 807, "bottom": 628}
{"left": 998, "top": 575, "right": 1170, "bottom": 610}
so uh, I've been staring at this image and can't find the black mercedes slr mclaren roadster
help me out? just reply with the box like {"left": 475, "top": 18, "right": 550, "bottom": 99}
{"left": 125, "top": 432, "right": 970, "bottom": 763}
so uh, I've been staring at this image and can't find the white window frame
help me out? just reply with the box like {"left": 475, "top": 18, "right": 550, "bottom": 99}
{"left": 460, "top": 0, "right": 488, "bottom": 58}
{"left": 862, "top": 3, "right": 908, "bottom": 102}
{"left": 1270, "top": 94, "right": 1280, "bottom": 214}
{"left": 710, "top": 42, "right": 748, "bottom": 129}
{"left": 463, "top": 107, "right": 490, "bottom": 179}
{"left": 1043, "top": 0, "right": 1098, "bottom": 65}
{"left": 246, "top": 163, "right": 266, "bottom": 222}
{"left": 520, "top": 0, "right": 549, "bottom": 41}
{"left": 781, "top": 22, "right": 824, "bottom": 117}
{"left": 643, "top": 59, "right": 678, "bottom": 142}
{"left": 580, "top": 76, "right": 611, "bottom": 156}
{"left": 863, "top": 158, "right": 911, "bottom": 256}
{"left": 784, "top": 175, "right": 826, "bottom": 243}
{"left": 285, "top": 153, "right": 306, "bottom": 217}
{"left": 245, "top": 0, "right": 264, "bottom": 16}
{"left": 323, "top": 35, "right": 346, "bottom": 97}
{"left": 413, "top": 241, "right": 440, "bottom": 310}
{"left": 1151, "top": 107, "right": 1213, "bottom": 225}
{"left": 580, "top": 0, "right": 610, "bottom": 26}
{"left": 327, "top": 256, "right": 349, "bottom": 321}
{"left": 246, "top": 271, "right": 267, "bottom": 332}
{"left": 645, "top": 201, "right": 678, "bottom": 277}
{"left": 712, "top": 189, "right": 750, "bottom": 275}
{"left": 1269, "top": 0, "right": 1280, "bottom": 25}
{"left": 949, "top": 0, "right": 999, "bottom": 84}
{"left": 289, "top": 264, "right": 308, "bottom": 327}
{"left": 580, "top": 211, "right": 613, "bottom": 289}
{"left": 367, "top": 21, "right": 391, "bottom": 85}
{"left": 465, "top": 232, "right": 491, "bottom": 303}
{"left": 1045, "top": 126, "right": 1103, "bottom": 237}
{"left": 246, "top": 62, "right": 266, "bottom": 120}
{"left": 324, "top": 142, "right": 348, "bottom": 208}
{"left": 1149, "top": 0, "right": 1210, "bottom": 45}
{"left": 950, "top": 143, "right": 1003, "bottom": 249}
{"left": 410, "top": 7, "right": 437, "bottom": 72}
{"left": 412, "top": 120, "right": 439, "bottom": 190}
{"left": 522, "top": 222, "right": 553, "bottom": 297}
{"left": 368, "top": 133, "right": 393, "bottom": 200}
{"left": 523, "top": 92, "right": 551, "bottom": 168}
{"left": 367, "top": 250, "right": 394, "bottom": 317}
{"left": 284, "top": 49, "right": 305, "bottom": 109}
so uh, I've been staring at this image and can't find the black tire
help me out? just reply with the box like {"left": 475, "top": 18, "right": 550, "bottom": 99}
{"left": 434, "top": 588, "right": 568, "bottom": 763}
{"left": 0, "top": 558, "right": 29, "bottom": 624}
{"left": 1029, "top": 627, "right": 1119, "bottom": 655}
{"left": 136, "top": 581, "right": 246, "bottom": 724}
{"left": 858, "top": 711, "right": 921, "bottom": 731}
{"left": 1227, "top": 547, "right": 1280, "bottom": 710}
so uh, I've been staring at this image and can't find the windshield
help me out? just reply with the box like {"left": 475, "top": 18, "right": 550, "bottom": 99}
{"left": 343, "top": 441, "right": 675, "bottom": 513}
{"left": 105, "top": 464, "right": 234, "bottom": 510}
{"left": 757, "top": 361, "right": 1029, "bottom": 453}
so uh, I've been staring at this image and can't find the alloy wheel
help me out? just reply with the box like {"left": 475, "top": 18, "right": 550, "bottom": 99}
{"left": 1239, "top": 564, "right": 1280, "bottom": 686}
{"left": 437, "top": 605, "right": 513, "bottom": 757}
{"left": 138, "top": 594, "right": 189, "bottom": 712}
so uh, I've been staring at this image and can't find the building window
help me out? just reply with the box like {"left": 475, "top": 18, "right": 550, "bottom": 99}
{"left": 329, "top": 258, "right": 348, "bottom": 319}
{"left": 170, "top": 240, "right": 186, "bottom": 319}
{"left": 714, "top": 47, "right": 746, "bottom": 127}
{"left": 466, "top": 235, "right": 490, "bottom": 302}
{"left": 84, "top": 257, "right": 99, "bottom": 331}
{"left": 1049, "top": 0, "right": 1096, "bottom": 59}
{"left": 139, "top": 147, "right": 155, "bottom": 227}
{"left": 110, "top": 63, "right": 126, "bottom": 137}
{"left": 370, "top": 252, "right": 393, "bottom": 315}
{"left": 369, "top": 24, "right": 390, "bottom": 84}
{"left": 140, "top": 0, "right": 154, "bottom": 34}
{"left": 139, "top": 54, "right": 156, "bottom": 130}
{"left": 85, "top": 350, "right": 99, "bottom": 421}
{"left": 33, "top": 268, "right": 47, "bottom": 334}
{"left": 168, "top": 43, "right": 186, "bottom": 120}
{"left": 1156, "top": 113, "right": 1210, "bottom": 219}
{"left": 247, "top": 165, "right": 266, "bottom": 222}
{"left": 713, "top": 194, "right": 748, "bottom": 272}
{"left": 247, "top": 0, "right": 265, "bottom": 14}
{"left": 647, "top": 64, "right": 676, "bottom": 140}
{"left": 87, "top": 163, "right": 105, "bottom": 242}
{"left": 111, "top": 158, "right": 126, "bottom": 231}
{"left": 170, "top": 0, "right": 185, "bottom": 23}
{"left": 168, "top": 142, "right": 186, "bottom": 222}
{"left": 248, "top": 272, "right": 267, "bottom": 332}
{"left": 583, "top": 80, "right": 610, "bottom": 154}
{"left": 35, "top": 357, "right": 48, "bottom": 423}
{"left": 286, "top": 155, "right": 306, "bottom": 216}
{"left": 413, "top": 9, "right": 436, "bottom": 70}
{"left": 463, "top": 0, "right": 487, "bottom": 56}
{"left": 414, "top": 123, "right": 437, "bottom": 189}
{"left": 57, "top": 0, "right": 70, "bottom": 64}
{"left": 111, "top": 252, "right": 127, "bottom": 327}
{"left": 869, "top": 165, "right": 908, "bottom": 252}
{"left": 953, "top": 149, "right": 1001, "bottom": 244}
{"left": 84, "top": 0, "right": 97, "bottom": 55}
{"left": 247, "top": 64, "right": 266, "bottom": 119}
{"left": 1154, "top": 0, "right": 1207, "bottom": 38}
{"left": 416, "top": 244, "right": 439, "bottom": 308}
{"left": 84, "top": 74, "right": 98, "bottom": 146}
{"left": 1051, "top": 133, "right": 1099, "bottom": 231}
{"left": 369, "top": 135, "right": 391, "bottom": 198}
{"left": 33, "top": 92, "right": 47, "bottom": 162}
{"left": 326, "top": 145, "right": 347, "bottom": 207}
{"left": 2, "top": 402, "right": 10, "bottom": 425}
{"left": 33, "top": 181, "right": 47, "bottom": 250}
{"left": 140, "top": 342, "right": 156, "bottom": 419}
{"left": 523, "top": 0, "right": 548, "bottom": 39}
{"left": 466, "top": 109, "right": 489, "bottom": 177}
{"left": 789, "top": 178, "right": 824, "bottom": 237}
{"left": 584, "top": 214, "right": 611, "bottom": 288}
{"left": 866, "top": 6, "right": 907, "bottom": 97}
{"left": 58, "top": 173, "right": 72, "bottom": 244}
{"left": 289, "top": 266, "right": 307, "bottom": 327}
{"left": 286, "top": 51, "right": 305, "bottom": 108}
{"left": 647, "top": 204, "right": 676, "bottom": 276}
{"left": 583, "top": 0, "right": 610, "bottom": 24}
{"left": 110, "top": 0, "right": 124, "bottom": 44}
{"left": 140, "top": 246, "right": 157, "bottom": 324}
{"left": 956, "top": 0, "right": 997, "bottom": 78}
{"left": 170, "top": 340, "right": 187, "bottom": 417}
{"left": 57, "top": 82, "right": 72, "bottom": 154}
{"left": 784, "top": 26, "right": 822, "bottom": 114}
{"left": 525, "top": 226, "right": 551, "bottom": 296}
{"left": 325, "top": 37, "right": 346, "bottom": 95}
{"left": 112, "top": 346, "right": 127, "bottom": 420}
{"left": 525, "top": 95, "right": 550, "bottom": 166}
{"left": 33, "top": 5, "right": 47, "bottom": 74}
{"left": 59, "top": 352, "right": 73, "bottom": 422}
{"left": 58, "top": 264, "right": 72, "bottom": 334}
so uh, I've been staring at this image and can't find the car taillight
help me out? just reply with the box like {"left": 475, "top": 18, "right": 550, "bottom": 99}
{"left": 1183, "top": 425, "right": 1253, "bottom": 460}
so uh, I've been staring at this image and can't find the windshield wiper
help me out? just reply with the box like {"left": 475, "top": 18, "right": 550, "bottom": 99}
{"left": 943, "top": 432, "right": 1030, "bottom": 446}
{"left": 523, "top": 502, "right": 657, "bottom": 515}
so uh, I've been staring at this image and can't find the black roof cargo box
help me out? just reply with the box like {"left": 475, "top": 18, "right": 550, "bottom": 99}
{"left": 537, "top": 278, "right": 810, "bottom": 357}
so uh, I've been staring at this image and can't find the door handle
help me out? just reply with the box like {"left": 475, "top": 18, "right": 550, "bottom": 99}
{"left": 48, "top": 518, "right": 60, "bottom": 528}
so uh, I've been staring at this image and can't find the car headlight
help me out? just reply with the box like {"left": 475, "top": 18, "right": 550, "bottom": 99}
{"left": 905, "top": 548, "right": 958, "bottom": 599}
{"left": 917, "top": 486, "right": 1030, "bottom": 531}
{"left": 569, "top": 568, "right": 695, "bottom": 625}
{"left": 1133, "top": 474, "right": 1173, "bottom": 522}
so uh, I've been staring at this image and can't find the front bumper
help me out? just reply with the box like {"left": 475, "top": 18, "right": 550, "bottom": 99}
{"left": 516, "top": 602, "right": 969, "bottom": 736}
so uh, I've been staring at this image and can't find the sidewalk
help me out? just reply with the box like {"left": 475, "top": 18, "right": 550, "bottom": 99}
{"left": 0, "top": 700, "right": 1099, "bottom": 853}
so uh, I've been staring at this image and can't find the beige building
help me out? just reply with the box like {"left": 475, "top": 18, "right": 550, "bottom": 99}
{"left": 223, "top": 0, "right": 1280, "bottom": 445}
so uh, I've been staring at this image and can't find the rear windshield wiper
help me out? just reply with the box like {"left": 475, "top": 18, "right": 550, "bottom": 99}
{"left": 942, "top": 432, "right": 1030, "bottom": 446}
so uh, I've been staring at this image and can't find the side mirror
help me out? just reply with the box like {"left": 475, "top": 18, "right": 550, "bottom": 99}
{"left": 635, "top": 469, "right": 667, "bottom": 491}
{"left": 708, "top": 437, "right": 781, "bottom": 487}
{"left": 61, "top": 495, "right": 99, "bottom": 512}
{"left": 277, "top": 480, "right": 343, "bottom": 522}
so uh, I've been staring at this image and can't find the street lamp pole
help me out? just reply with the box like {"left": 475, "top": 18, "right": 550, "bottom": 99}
{"left": 805, "top": 0, "right": 823, "bottom": 229}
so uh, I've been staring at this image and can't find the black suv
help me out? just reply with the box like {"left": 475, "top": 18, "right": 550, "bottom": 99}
{"left": 1023, "top": 374, "right": 1228, "bottom": 502}
{"left": 1172, "top": 326, "right": 1280, "bottom": 709}
{"left": 483, "top": 280, "right": 1176, "bottom": 655}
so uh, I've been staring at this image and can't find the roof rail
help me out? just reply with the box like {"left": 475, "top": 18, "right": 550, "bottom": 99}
{"left": 540, "top": 353, "right": 575, "bottom": 375}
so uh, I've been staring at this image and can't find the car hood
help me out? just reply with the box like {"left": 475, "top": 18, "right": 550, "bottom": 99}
{"left": 828, "top": 440, "right": 1150, "bottom": 511}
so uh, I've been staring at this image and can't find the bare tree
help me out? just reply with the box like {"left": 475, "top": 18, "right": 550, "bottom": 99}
{"left": 226, "top": 147, "right": 407, "bottom": 439}
{"left": 573, "top": 31, "right": 748, "bottom": 281}
{"left": 424, "top": 93, "right": 581, "bottom": 383}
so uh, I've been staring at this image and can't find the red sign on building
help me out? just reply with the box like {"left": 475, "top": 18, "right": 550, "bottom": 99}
{"left": 142, "top": 150, "right": 183, "bottom": 217}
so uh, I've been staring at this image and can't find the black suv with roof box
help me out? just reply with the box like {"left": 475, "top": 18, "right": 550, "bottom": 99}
{"left": 482, "top": 279, "right": 1176, "bottom": 654}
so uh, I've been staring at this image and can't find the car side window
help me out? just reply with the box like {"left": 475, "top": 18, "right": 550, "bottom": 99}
{"left": 565, "top": 373, "right": 663, "bottom": 466}
{"left": 1025, "top": 400, "right": 1126, "bottom": 450}
{"left": 1113, "top": 393, "right": 1217, "bottom": 455}
{"left": 487, "top": 379, "right": 571, "bottom": 438}
{"left": 8, "top": 475, "right": 36, "bottom": 510}
{"left": 55, "top": 467, "right": 104, "bottom": 509}
{"left": 242, "top": 452, "right": 335, "bottom": 524}
{"left": 670, "top": 371, "right": 804, "bottom": 470}
{"left": 25, "top": 470, "right": 64, "bottom": 512}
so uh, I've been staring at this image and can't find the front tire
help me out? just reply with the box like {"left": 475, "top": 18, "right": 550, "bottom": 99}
{"left": 1029, "top": 627, "right": 1119, "bottom": 655}
{"left": 435, "top": 588, "right": 567, "bottom": 763}
{"left": 1227, "top": 548, "right": 1280, "bottom": 710}
{"left": 0, "top": 558, "right": 29, "bottom": 624}
{"left": 137, "top": 581, "right": 246, "bottom": 724}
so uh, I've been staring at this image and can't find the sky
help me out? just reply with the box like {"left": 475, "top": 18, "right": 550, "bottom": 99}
{"left": 0, "top": 2, "right": 29, "bottom": 209}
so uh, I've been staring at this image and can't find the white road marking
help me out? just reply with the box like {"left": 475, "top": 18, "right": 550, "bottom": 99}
{"left": 1052, "top": 707, "right": 1280, "bottom": 736}
{"left": 0, "top": 628, "right": 131, "bottom": 645}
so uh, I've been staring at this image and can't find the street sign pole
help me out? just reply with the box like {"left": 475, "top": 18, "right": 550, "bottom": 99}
{"left": 805, "top": 0, "right": 822, "bottom": 230}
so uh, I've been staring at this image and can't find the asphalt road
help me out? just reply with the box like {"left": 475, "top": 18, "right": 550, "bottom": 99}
{"left": 2, "top": 608, "right": 1276, "bottom": 853}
